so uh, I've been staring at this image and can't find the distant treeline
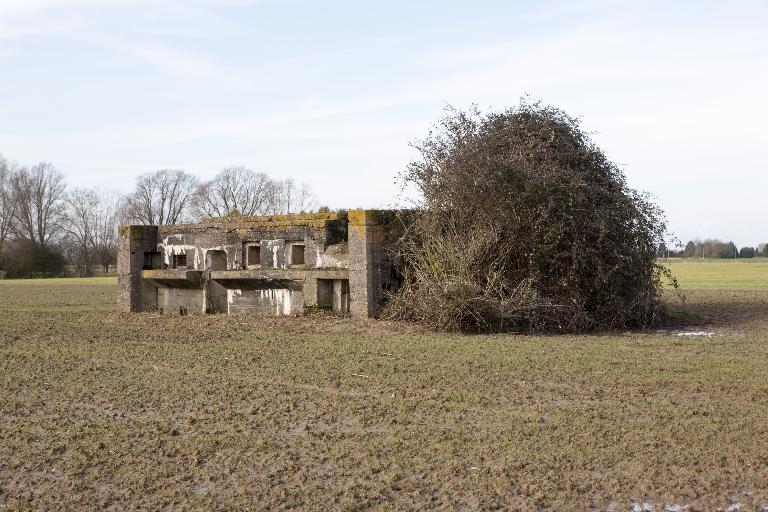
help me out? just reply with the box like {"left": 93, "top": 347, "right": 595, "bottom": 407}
{"left": 0, "top": 154, "right": 318, "bottom": 278}
{"left": 658, "top": 240, "right": 768, "bottom": 259}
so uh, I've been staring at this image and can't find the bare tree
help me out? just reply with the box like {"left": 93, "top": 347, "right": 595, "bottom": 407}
{"left": 0, "top": 156, "right": 16, "bottom": 257}
{"left": 271, "top": 178, "right": 317, "bottom": 214}
{"left": 62, "top": 188, "right": 99, "bottom": 276}
{"left": 193, "top": 166, "right": 275, "bottom": 218}
{"left": 11, "top": 162, "right": 67, "bottom": 247}
{"left": 93, "top": 190, "right": 120, "bottom": 273}
{"left": 125, "top": 169, "right": 198, "bottom": 225}
{"left": 61, "top": 188, "right": 121, "bottom": 276}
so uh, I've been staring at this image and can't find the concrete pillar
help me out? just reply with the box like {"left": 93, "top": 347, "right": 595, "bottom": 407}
{"left": 303, "top": 276, "right": 318, "bottom": 309}
{"left": 304, "top": 235, "right": 321, "bottom": 269}
{"left": 348, "top": 210, "right": 385, "bottom": 317}
{"left": 117, "top": 225, "right": 159, "bottom": 312}
{"left": 333, "top": 279, "right": 350, "bottom": 313}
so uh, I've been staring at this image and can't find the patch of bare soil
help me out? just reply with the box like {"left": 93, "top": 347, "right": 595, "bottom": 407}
{"left": 665, "top": 290, "right": 768, "bottom": 336}
{"left": 1, "top": 283, "right": 768, "bottom": 510}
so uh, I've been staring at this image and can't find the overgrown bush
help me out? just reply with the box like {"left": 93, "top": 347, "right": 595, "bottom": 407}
{"left": 386, "top": 101, "right": 673, "bottom": 332}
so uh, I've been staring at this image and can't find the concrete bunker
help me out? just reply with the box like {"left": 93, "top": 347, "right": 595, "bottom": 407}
{"left": 117, "top": 210, "right": 404, "bottom": 318}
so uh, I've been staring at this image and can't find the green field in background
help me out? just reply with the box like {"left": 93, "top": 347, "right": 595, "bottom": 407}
{"left": 663, "top": 258, "right": 768, "bottom": 291}
{"left": 0, "top": 276, "right": 117, "bottom": 286}
{"left": 1, "top": 259, "right": 766, "bottom": 292}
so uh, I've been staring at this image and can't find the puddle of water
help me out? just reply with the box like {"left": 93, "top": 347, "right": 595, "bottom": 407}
{"left": 677, "top": 331, "right": 715, "bottom": 337}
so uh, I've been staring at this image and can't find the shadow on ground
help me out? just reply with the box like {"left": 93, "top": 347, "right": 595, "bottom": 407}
{"left": 664, "top": 290, "right": 768, "bottom": 334}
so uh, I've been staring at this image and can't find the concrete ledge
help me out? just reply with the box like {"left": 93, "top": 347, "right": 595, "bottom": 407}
{"left": 141, "top": 269, "right": 203, "bottom": 289}
{"left": 210, "top": 269, "right": 348, "bottom": 290}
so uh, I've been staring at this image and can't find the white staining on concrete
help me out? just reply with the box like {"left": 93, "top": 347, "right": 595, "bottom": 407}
{"left": 160, "top": 243, "right": 199, "bottom": 268}
{"left": 226, "top": 288, "right": 301, "bottom": 316}
{"left": 159, "top": 236, "right": 239, "bottom": 270}
{"left": 226, "top": 289, "right": 242, "bottom": 306}
{"left": 315, "top": 243, "right": 349, "bottom": 269}
{"left": 663, "top": 504, "right": 689, "bottom": 511}
{"left": 201, "top": 245, "right": 234, "bottom": 270}
{"left": 249, "top": 289, "right": 297, "bottom": 316}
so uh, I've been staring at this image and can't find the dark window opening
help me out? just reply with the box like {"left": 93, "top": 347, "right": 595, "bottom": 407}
{"left": 247, "top": 245, "right": 261, "bottom": 267}
{"left": 143, "top": 251, "right": 161, "bottom": 270}
{"left": 173, "top": 254, "right": 187, "bottom": 269}
{"left": 290, "top": 244, "right": 305, "bottom": 266}
{"left": 317, "top": 279, "right": 332, "bottom": 309}
{"left": 317, "top": 278, "right": 349, "bottom": 314}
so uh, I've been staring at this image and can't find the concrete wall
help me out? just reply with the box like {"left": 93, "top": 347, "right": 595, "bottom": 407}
{"left": 317, "top": 278, "right": 350, "bottom": 314}
{"left": 228, "top": 288, "right": 304, "bottom": 316}
{"left": 117, "top": 225, "right": 158, "bottom": 312}
{"left": 347, "top": 210, "right": 403, "bottom": 317}
{"left": 118, "top": 211, "right": 403, "bottom": 318}
{"left": 158, "top": 288, "right": 206, "bottom": 315}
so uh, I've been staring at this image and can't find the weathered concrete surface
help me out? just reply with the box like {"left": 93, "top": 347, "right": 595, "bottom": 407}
{"left": 117, "top": 210, "right": 402, "bottom": 317}
{"left": 141, "top": 270, "right": 203, "bottom": 289}
{"left": 117, "top": 225, "right": 158, "bottom": 312}
{"left": 157, "top": 288, "right": 206, "bottom": 315}
{"left": 228, "top": 288, "right": 304, "bottom": 316}
{"left": 347, "top": 210, "right": 403, "bottom": 317}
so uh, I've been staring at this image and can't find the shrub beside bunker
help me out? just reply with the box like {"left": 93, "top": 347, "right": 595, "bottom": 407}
{"left": 386, "top": 101, "right": 673, "bottom": 332}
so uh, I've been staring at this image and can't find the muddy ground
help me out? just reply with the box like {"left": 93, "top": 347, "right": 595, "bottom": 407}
{"left": 0, "top": 279, "right": 767, "bottom": 511}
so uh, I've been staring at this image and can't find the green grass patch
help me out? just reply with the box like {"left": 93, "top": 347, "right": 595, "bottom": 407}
{"left": 662, "top": 258, "right": 768, "bottom": 291}
{"left": 0, "top": 276, "right": 117, "bottom": 286}
{"left": 0, "top": 279, "right": 116, "bottom": 312}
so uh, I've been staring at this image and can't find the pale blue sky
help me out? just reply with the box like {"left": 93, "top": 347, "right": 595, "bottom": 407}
{"left": 1, "top": 0, "right": 766, "bottom": 245}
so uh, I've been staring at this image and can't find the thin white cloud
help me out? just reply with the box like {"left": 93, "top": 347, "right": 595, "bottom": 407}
{"left": 0, "top": 0, "right": 261, "bottom": 40}
{"left": 0, "top": 0, "right": 766, "bottom": 241}
{"left": 82, "top": 33, "right": 224, "bottom": 79}
{"left": 0, "top": 0, "right": 263, "bottom": 13}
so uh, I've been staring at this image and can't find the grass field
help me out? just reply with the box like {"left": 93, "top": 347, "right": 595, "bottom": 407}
{"left": 663, "top": 258, "right": 768, "bottom": 291}
{"left": 1, "top": 263, "right": 767, "bottom": 510}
